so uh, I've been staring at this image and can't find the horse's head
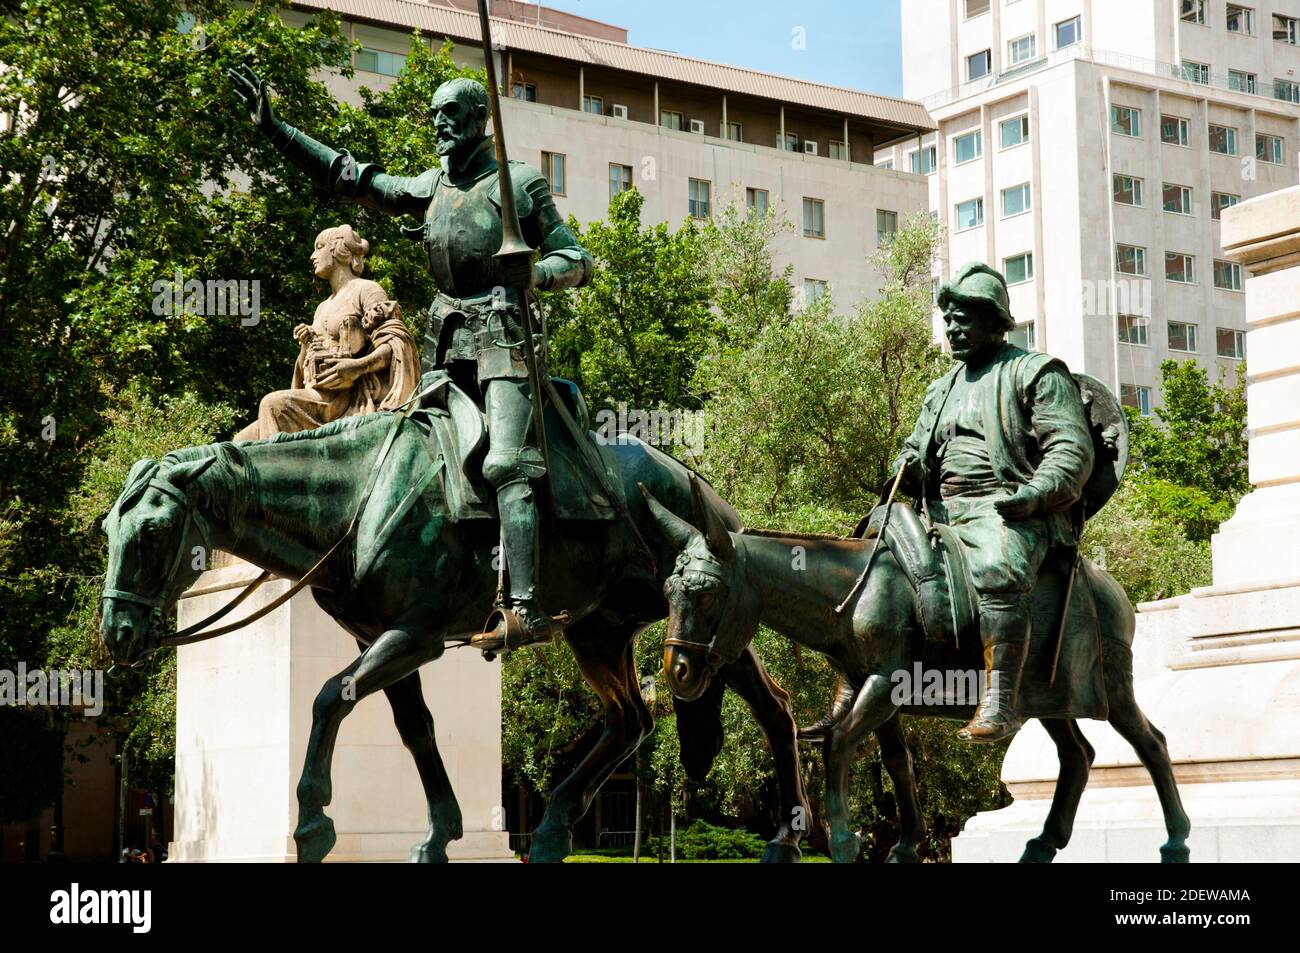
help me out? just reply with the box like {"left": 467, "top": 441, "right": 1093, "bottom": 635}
{"left": 100, "top": 453, "right": 218, "bottom": 667}
{"left": 640, "top": 476, "right": 748, "bottom": 702}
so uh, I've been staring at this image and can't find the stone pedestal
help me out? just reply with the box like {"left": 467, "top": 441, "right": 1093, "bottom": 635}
{"left": 953, "top": 185, "right": 1300, "bottom": 863}
{"left": 169, "top": 556, "right": 513, "bottom": 862}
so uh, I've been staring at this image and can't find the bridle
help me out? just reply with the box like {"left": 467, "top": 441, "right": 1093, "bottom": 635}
{"left": 662, "top": 544, "right": 748, "bottom": 678}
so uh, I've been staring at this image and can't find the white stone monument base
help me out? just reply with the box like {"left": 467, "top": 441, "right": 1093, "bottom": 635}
{"left": 170, "top": 557, "right": 515, "bottom": 863}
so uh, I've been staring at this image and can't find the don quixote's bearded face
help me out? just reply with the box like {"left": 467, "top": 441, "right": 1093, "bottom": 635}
{"left": 431, "top": 79, "right": 489, "bottom": 163}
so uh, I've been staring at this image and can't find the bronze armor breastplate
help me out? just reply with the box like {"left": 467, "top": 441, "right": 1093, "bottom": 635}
{"left": 423, "top": 173, "right": 507, "bottom": 297}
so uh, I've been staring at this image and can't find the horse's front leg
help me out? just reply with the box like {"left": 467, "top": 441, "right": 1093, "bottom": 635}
{"left": 529, "top": 620, "right": 649, "bottom": 863}
{"left": 720, "top": 646, "right": 809, "bottom": 863}
{"left": 380, "top": 669, "right": 463, "bottom": 863}
{"left": 294, "top": 627, "right": 441, "bottom": 862}
{"left": 825, "top": 673, "right": 898, "bottom": 863}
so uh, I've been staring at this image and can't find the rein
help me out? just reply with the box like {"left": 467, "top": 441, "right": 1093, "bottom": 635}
{"left": 662, "top": 542, "right": 750, "bottom": 674}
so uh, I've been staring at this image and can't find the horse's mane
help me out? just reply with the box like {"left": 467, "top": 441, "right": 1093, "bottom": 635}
{"left": 257, "top": 413, "right": 382, "bottom": 444}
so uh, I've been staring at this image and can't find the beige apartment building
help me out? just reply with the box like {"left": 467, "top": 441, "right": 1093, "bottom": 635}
{"left": 875, "top": 0, "right": 1300, "bottom": 413}
{"left": 280, "top": 0, "right": 935, "bottom": 312}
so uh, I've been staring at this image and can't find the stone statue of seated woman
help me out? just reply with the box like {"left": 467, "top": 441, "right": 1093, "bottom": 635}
{"left": 234, "top": 224, "right": 421, "bottom": 442}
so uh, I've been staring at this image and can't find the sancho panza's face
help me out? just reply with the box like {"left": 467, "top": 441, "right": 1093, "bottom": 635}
{"left": 432, "top": 79, "right": 489, "bottom": 161}
{"left": 943, "top": 302, "right": 1004, "bottom": 368}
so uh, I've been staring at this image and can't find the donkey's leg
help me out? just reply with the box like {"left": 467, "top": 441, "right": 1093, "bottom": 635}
{"left": 721, "top": 645, "right": 810, "bottom": 864}
{"left": 875, "top": 713, "right": 924, "bottom": 863}
{"left": 826, "top": 673, "right": 899, "bottom": 863}
{"left": 379, "top": 670, "right": 463, "bottom": 863}
{"left": 529, "top": 621, "right": 649, "bottom": 863}
{"left": 1108, "top": 695, "right": 1191, "bottom": 863}
{"left": 294, "top": 628, "right": 442, "bottom": 863}
{"left": 1020, "top": 718, "right": 1095, "bottom": 863}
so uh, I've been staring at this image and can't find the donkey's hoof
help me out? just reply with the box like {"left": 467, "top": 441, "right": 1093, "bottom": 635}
{"left": 885, "top": 844, "right": 920, "bottom": 864}
{"left": 1160, "top": 843, "right": 1190, "bottom": 864}
{"left": 1020, "top": 838, "right": 1058, "bottom": 863}
{"left": 761, "top": 840, "right": 802, "bottom": 864}
{"left": 294, "top": 815, "right": 337, "bottom": 864}
{"left": 409, "top": 842, "right": 450, "bottom": 863}
{"left": 829, "top": 831, "right": 862, "bottom": 864}
{"left": 527, "top": 828, "right": 572, "bottom": 863}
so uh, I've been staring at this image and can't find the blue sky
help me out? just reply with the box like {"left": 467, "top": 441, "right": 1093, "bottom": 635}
{"left": 533, "top": 0, "right": 904, "bottom": 98}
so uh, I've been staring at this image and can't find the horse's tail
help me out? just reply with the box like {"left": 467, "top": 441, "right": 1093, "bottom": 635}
{"left": 675, "top": 676, "right": 728, "bottom": 783}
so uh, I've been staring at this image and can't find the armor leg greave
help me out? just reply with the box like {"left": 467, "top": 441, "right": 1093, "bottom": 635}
{"left": 958, "top": 597, "right": 1030, "bottom": 743}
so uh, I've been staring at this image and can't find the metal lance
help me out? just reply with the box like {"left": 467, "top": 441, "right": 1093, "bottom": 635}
{"left": 475, "top": 0, "right": 554, "bottom": 522}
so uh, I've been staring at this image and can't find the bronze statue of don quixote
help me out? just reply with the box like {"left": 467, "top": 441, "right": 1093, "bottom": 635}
{"left": 97, "top": 0, "right": 1187, "bottom": 863}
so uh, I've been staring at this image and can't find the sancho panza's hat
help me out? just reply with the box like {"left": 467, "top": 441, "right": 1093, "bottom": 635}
{"left": 937, "top": 262, "right": 1015, "bottom": 332}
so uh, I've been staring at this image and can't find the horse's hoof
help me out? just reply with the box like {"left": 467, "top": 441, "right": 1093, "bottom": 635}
{"left": 527, "top": 828, "right": 572, "bottom": 863}
{"left": 829, "top": 831, "right": 862, "bottom": 864}
{"left": 294, "top": 815, "right": 337, "bottom": 864}
{"left": 409, "top": 842, "right": 450, "bottom": 863}
{"left": 1160, "top": 843, "right": 1190, "bottom": 864}
{"left": 760, "top": 841, "right": 802, "bottom": 864}
{"left": 885, "top": 844, "right": 920, "bottom": 864}
{"left": 1019, "top": 838, "right": 1057, "bottom": 863}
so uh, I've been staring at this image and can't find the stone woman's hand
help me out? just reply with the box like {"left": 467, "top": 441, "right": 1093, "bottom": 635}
{"left": 293, "top": 324, "right": 313, "bottom": 346}
{"left": 314, "top": 357, "right": 365, "bottom": 391}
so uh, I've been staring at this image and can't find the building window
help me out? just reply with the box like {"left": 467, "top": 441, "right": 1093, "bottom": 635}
{"left": 583, "top": 95, "right": 604, "bottom": 115}
{"left": 512, "top": 82, "right": 537, "bottom": 102}
{"left": 1212, "top": 191, "right": 1241, "bottom": 220}
{"left": 1274, "top": 13, "right": 1300, "bottom": 44}
{"left": 955, "top": 198, "right": 985, "bottom": 231}
{"left": 726, "top": 121, "right": 743, "bottom": 142}
{"left": 1008, "top": 34, "right": 1037, "bottom": 65}
{"left": 1209, "top": 124, "right": 1238, "bottom": 155}
{"left": 1004, "top": 252, "right": 1034, "bottom": 285}
{"left": 1009, "top": 321, "right": 1036, "bottom": 351}
{"left": 965, "top": 0, "right": 990, "bottom": 17}
{"left": 876, "top": 209, "right": 898, "bottom": 243}
{"left": 803, "top": 279, "right": 828, "bottom": 305}
{"left": 688, "top": 178, "right": 711, "bottom": 219}
{"left": 1161, "top": 115, "right": 1190, "bottom": 145}
{"left": 1117, "top": 315, "right": 1149, "bottom": 346}
{"left": 954, "top": 130, "right": 982, "bottom": 164}
{"left": 609, "top": 163, "right": 632, "bottom": 200}
{"left": 1275, "top": 78, "right": 1300, "bottom": 102}
{"left": 541, "top": 151, "right": 566, "bottom": 195}
{"left": 1111, "top": 105, "right": 1141, "bottom": 137}
{"left": 1214, "top": 259, "right": 1244, "bottom": 290}
{"left": 910, "top": 145, "right": 938, "bottom": 174}
{"left": 1121, "top": 383, "right": 1153, "bottom": 416}
{"left": 1000, "top": 114, "right": 1030, "bottom": 149}
{"left": 1181, "top": 0, "right": 1206, "bottom": 25}
{"left": 1181, "top": 60, "right": 1210, "bottom": 85}
{"left": 1229, "top": 70, "right": 1257, "bottom": 94}
{"left": 1168, "top": 320, "right": 1198, "bottom": 351}
{"left": 1113, "top": 174, "right": 1144, "bottom": 206}
{"left": 1166, "top": 253, "right": 1196, "bottom": 284}
{"left": 1227, "top": 5, "right": 1256, "bottom": 34}
{"left": 878, "top": 159, "right": 894, "bottom": 170}
{"left": 1116, "top": 244, "right": 1147, "bottom": 275}
{"left": 746, "top": 187, "right": 769, "bottom": 218}
{"left": 356, "top": 47, "right": 406, "bottom": 77}
{"left": 1002, "top": 183, "right": 1032, "bottom": 217}
{"left": 1163, "top": 183, "right": 1193, "bottom": 215}
{"left": 803, "top": 197, "right": 826, "bottom": 238}
{"left": 1257, "top": 133, "right": 1285, "bottom": 164}
{"left": 968, "top": 50, "right": 992, "bottom": 81}
{"left": 777, "top": 131, "right": 799, "bottom": 151}
{"left": 661, "top": 110, "right": 684, "bottom": 131}
{"left": 1055, "top": 16, "right": 1081, "bottom": 48}
{"left": 1217, "top": 327, "right": 1246, "bottom": 359}
{"left": 827, "top": 140, "right": 847, "bottom": 160}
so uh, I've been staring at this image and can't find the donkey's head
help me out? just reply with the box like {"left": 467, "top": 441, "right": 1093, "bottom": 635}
{"left": 640, "top": 476, "right": 752, "bottom": 702}
{"left": 100, "top": 453, "right": 218, "bottom": 667}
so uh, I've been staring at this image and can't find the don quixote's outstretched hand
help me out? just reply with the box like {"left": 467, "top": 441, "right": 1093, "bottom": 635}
{"left": 228, "top": 64, "right": 277, "bottom": 133}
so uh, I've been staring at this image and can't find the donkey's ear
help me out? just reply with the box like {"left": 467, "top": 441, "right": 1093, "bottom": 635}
{"left": 689, "top": 473, "right": 735, "bottom": 562}
{"left": 638, "top": 483, "right": 699, "bottom": 551}
{"left": 164, "top": 454, "right": 217, "bottom": 490}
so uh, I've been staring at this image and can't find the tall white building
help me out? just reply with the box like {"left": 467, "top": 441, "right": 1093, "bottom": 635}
{"left": 875, "top": 0, "right": 1300, "bottom": 412}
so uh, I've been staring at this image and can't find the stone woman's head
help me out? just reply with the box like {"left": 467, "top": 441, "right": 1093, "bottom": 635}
{"left": 311, "top": 225, "right": 369, "bottom": 280}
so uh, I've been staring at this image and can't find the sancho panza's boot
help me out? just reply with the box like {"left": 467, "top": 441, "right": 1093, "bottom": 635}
{"left": 471, "top": 460, "right": 567, "bottom": 654}
{"left": 957, "top": 600, "right": 1030, "bottom": 743}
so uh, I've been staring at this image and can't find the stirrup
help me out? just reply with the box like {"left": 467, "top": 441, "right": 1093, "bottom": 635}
{"left": 471, "top": 604, "right": 570, "bottom": 659}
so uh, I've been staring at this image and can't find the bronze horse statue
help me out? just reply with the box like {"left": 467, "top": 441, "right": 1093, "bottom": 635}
{"left": 641, "top": 478, "right": 1191, "bottom": 864}
{"left": 99, "top": 410, "right": 810, "bottom": 863}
